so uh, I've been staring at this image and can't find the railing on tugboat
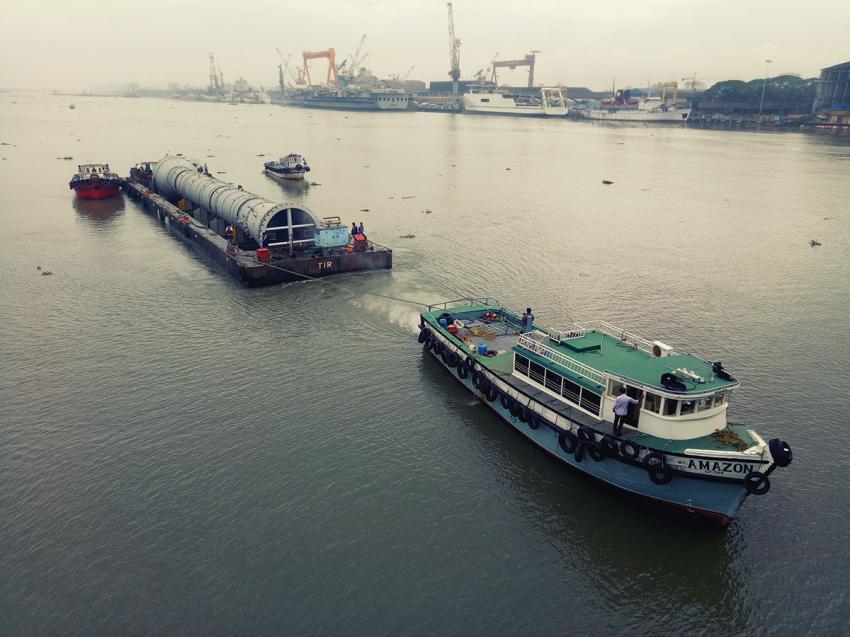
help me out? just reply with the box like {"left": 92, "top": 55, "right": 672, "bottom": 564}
{"left": 426, "top": 297, "right": 503, "bottom": 312}
{"left": 575, "top": 320, "right": 660, "bottom": 354}
{"left": 516, "top": 333, "right": 607, "bottom": 387}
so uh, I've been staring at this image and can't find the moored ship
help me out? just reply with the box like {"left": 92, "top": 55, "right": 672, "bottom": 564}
{"left": 418, "top": 299, "right": 792, "bottom": 524}
{"left": 69, "top": 163, "right": 122, "bottom": 199}
{"left": 462, "top": 86, "right": 568, "bottom": 117}
{"left": 264, "top": 154, "right": 311, "bottom": 180}
{"left": 583, "top": 86, "right": 690, "bottom": 123}
{"left": 281, "top": 87, "right": 409, "bottom": 111}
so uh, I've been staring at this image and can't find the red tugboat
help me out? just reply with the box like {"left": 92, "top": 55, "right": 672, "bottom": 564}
{"left": 69, "top": 163, "right": 122, "bottom": 199}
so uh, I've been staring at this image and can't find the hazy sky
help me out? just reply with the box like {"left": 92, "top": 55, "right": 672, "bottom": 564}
{"left": 1, "top": 0, "right": 848, "bottom": 91}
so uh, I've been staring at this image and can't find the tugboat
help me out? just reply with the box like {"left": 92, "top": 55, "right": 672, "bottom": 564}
{"left": 263, "top": 154, "right": 311, "bottom": 181}
{"left": 68, "top": 163, "right": 122, "bottom": 199}
{"left": 418, "top": 299, "right": 792, "bottom": 524}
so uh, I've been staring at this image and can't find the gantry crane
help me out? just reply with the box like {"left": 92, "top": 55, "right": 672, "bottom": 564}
{"left": 208, "top": 53, "right": 222, "bottom": 92}
{"left": 302, "top": 49, "right": 340, "bottom": 88}
{"left": 447, "top": 2, "right": 461, "bottom": 95}
{"left": 491, "top": 51, "right": 539, "bottom": 88}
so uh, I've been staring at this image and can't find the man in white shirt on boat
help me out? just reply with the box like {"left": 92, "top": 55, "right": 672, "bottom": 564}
{"left": 613, "top": 387, "right": 640, "bottom": 436}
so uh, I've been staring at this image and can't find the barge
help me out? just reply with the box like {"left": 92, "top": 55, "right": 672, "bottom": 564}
{"left": 418, "top": 298, "right": 792, "bottom": 524}
{"left": 123, "top": 156, "right": 391, "bottom": 287}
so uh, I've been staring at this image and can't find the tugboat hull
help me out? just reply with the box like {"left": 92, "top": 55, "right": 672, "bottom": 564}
{"left": 422, "top": 331, "right": 751, "bottom": 525}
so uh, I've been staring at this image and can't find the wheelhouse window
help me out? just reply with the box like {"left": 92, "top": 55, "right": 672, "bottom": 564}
{"left": 643, "top": 392, "right": 661, "bottom": 414}
{"left": 561, "top": 378, "right": 581, "bottom": 404}
{"left": 663, "top": 398, "right": 679, "bottom": 416}
{"left": 545, "top": 371, "right": 562, "bottom": 394}
{"left": 713, "top": 393, "right": 726, "bottom": 407}
{"left": 514, "top": 354, "right": 529, "bottom": 376}
{"left": 680, "top": 400, "right": 696, "bottom": 416}
{"left": 529, "top": 362, "right": 545, "bottom": 385}
{"left": 580, "top": 391, "right": 601, "bottom": 415}
{"left": 697, "top": 396, "right": 713, "bottom": 412}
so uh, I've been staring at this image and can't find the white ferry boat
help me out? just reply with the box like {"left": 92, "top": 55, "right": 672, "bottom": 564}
{"left": 264, "top": 154, "right": 311, "bottom": 181}
{"left": 462, "top": 87, "right": 567, "bottom": 117}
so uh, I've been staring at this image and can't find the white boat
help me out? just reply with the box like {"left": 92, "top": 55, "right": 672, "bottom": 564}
{"left": 584, "top": 86, "right": 690, "bottom": 123}
{"left": 264, "top": 154, "right": 310, "bottom": 181}
{"left": 462, "top": 87, "right": 567, "bottom": 117}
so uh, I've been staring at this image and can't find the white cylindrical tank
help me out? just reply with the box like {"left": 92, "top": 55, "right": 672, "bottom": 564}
{"left": 152, "top": 155, "right": 317, "bottom": 247}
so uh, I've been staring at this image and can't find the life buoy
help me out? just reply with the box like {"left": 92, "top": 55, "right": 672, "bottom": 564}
{"left": 620, "top": 440, "right": 640, "bottom": 460}
{"left": 577, "top": 426, "right": 594, "bottom": 444}
{"left": 744, "top": 471, "right": 770, "bottom": 495}
{"left": 600, "top": 435, "right": 619, "bottom": 457}
{"left": 457, "top": 363, "right": 468, "bottom": 379}
{"left": 558, "top": 430, "right": 578, "bottom": 454}
{"left": 584, "top": 441, "right": 604, "bottom": 462}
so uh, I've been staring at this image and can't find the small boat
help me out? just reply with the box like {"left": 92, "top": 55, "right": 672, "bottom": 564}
{"left": 264, "top": 154, "right": 311, "bottom": 181}
{"left": 68, "top": 163, "right": 122, "bottom": 199}
{"left": 418, "top": 298, "right": 792, "bottom": 524}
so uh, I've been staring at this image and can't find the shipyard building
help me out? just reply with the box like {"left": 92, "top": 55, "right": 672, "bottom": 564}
{"left": 813, "top": 61, "right": 850, "bottom": 122}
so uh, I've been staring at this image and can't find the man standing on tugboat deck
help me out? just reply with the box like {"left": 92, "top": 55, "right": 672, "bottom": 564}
{"left": 613, "top": 386, "right": 639, "bottom": 436}
{"left": 521, "top": 308, "right": 534, "bottom": 332}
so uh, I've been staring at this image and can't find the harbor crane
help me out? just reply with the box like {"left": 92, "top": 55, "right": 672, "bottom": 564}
{"left": 302, "top": 49, "right": 340, "bottom": 88}
{"left": 208, "top": 53, "right": 222, "bottom": 92}
{"left": 447, "top": 2, "right": 461, "bottom": 95}
{"left": 276, "top": 49, "right": 303, "bottom": 86}
{"left": 491, "top": 51, "right": 539, "bottom": 88}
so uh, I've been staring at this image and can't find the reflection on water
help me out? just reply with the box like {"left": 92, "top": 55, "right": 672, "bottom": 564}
{"left": 72, "top": 194, "right": 125, "bottom": 221}
{"left": 263, "top": 172, "right": 311, "bottom": 199}
{"left": 418, "top": 352, "right": 749, "bottom": 632}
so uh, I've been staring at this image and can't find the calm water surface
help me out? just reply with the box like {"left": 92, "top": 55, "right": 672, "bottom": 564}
{"left": 1, "top": 94, "right": 849, "bottom": 635}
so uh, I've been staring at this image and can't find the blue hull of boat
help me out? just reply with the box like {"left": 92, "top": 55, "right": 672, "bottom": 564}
{"left": 426, "top": 347, "right": 749, "bottom": 524}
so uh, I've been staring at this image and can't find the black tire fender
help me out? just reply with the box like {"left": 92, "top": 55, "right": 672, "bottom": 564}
{"left": 600, "top": 435, "right": 619, "bottom": 456}
{"left": 643, "top": 451, "right": 665, "bottom": 468}
{"left": 418, "top": 328, "right": 430, "bottom": 344}
{"left": 577, "top": 426, "right": 595, "bottom": 444}
{"left": 768, "top": 438, "right": 793, "bottom": 468}
{"left": 516, "top": 404, "right": 529, "bottom": 423}
{"left": 558, "top": 430, "right": 578, "bottom": 454}
{"left": 620, "top": 440, "right": 640, "bottom": 460}
{"left": 500, "top": 393, "right": 513, "bottom": 410}
{"left": 649, "top": 465, "right": 674, "bottom": 485}
{"left": 584, "top": 441, "right": 604, "bottom": 462}
{"left": 485, "top": 384, "right": 498, "bottom": 402}
{"left": 457, "top": 363, "right": 469, "bottom": 379}
{"left": 471, "top": 370, "right": 484, "bottom": 389}
{"left": 464, "top": 356, "right": 475, "bottom": 370}
{"left": 744, "top": 471, "right": 770, "bottom": 495}
{"left": 527, "top": 410, "right": 540, "bottom": 429}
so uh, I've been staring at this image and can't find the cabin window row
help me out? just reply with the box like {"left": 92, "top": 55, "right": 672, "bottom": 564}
{"left": 608, "top": 380, "right": 726, "bottom": 417}
{"left": 514, "top": 354, "right": 601, "bottom": 416}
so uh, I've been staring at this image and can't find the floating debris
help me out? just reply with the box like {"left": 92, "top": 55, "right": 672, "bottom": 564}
{"left": 388, "top": 196, "right": 395, "bottom": 200}
{"left": 602, "top": 180, "right": 614, "bottom": 185}
{"left": 360, "top": 208, "right": 370, "bottom": 212}
{"left": 36, "top": 265, "right": 41, "bottom": 270}
{"left": 309, "top": 182, "right": 321, "bottom": 186}
{"left": 0, "top": 142, "right": 15, "bottom": 146}
{"left": 206, "top": 155, "right": 215, "bottom": 158}
{"left": 399, "top": 233, "right": 416, "bottom": 239}
{"left": 256, "top": 153, "right": 267, "bottom": 157}
{"left": 41, "top": 271, "right": 53, "bottom": 276}
{"left": 505, "top": 167, "right": 511, "bottom": 171}
{"left": 422, "top": 209, "right": 432, "bottom": 214}
{"left": 56, "top": 156, "right": 73, "bottom": 160}
{"left": 402, "top": 195, "right": 416, "bottom": 200}
{"left": 809, "top": 240, "right": 822, "bottom": 247}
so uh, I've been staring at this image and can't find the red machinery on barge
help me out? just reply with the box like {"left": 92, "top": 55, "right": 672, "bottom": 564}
{"left": 69, "top": 163, "right": 122, "bottom": 199}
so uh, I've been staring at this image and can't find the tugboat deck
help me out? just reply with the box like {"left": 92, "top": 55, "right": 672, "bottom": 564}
{"left": 421, "top": 302, "right": 757, "bottom": 454}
